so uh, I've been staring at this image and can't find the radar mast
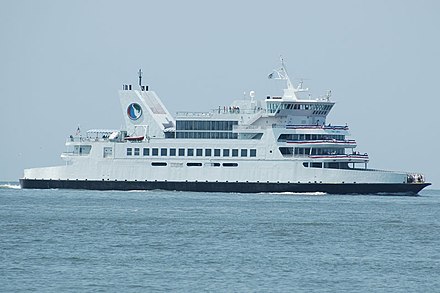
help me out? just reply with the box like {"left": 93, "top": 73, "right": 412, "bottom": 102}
{"left": 138, "top": 69, "right": 143, "bottom": 88}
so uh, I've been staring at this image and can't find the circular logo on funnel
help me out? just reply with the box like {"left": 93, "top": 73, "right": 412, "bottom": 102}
{"left": 127, "top": 103, "right": 142, "bottom": 120}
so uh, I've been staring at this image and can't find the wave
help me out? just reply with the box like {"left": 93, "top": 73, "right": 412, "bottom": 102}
{"left": 0, "top": 183, "right": 21, "bottom": 189}
{"left": 266, "top": 191, "right": 327, "bottom": 196}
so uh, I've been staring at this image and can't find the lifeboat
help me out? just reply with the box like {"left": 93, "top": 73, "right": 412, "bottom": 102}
{"left": 124, "top": 136, "right": 144, "bottom": 141}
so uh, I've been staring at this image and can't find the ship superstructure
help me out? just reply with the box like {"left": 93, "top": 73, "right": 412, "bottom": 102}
{"left": 20, "top": 60, "right": 430, "bottom": 194}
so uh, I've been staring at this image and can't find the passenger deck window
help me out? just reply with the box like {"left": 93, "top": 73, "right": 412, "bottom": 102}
{"left": 205, "top": 149, "right": 212, "bottom": 156}
{"left": 178, "top": 148, "right": 185, "bottom": 156}
{"left": 187, "top": 148, "right": 194, "bottom": 156}
{"left": 223, "top": 163, "right": 238, "bottom": 167}
{"left": 214, "top": 149, "right": 221, "bottom": 157}
{"left": 127, "top": 148, "right": 132, "bottom": 156}
{"left": 169, "top": 148, "right": 176, "bottom": 156}
{"left": 232, "top": 149, "right": 238, "bottom": 157}
{"left": 161, "top": 148, "right": 167, "bottom": 156}
{"left": 134, "top": 148, "right": 140, "bottom": 156}
{"left": 223, "top": 149, "right": 230, "bottom": 157}
{"left": 152, "top": 148, "right": 159, "bottom": 156}
{"left": 143, "top": 148, "right": 149, "bottom": 156}
{"left": 241, "top": 149, "right": 247, "bottom": 157}
{"left": 311, "top": 162, "right": 322, "bottom": 168}
{"left": 196, "top": 149, "right": 203, "bottom": 156}
{"left": 250, "top": 149, "right": 257, "bottom": 157}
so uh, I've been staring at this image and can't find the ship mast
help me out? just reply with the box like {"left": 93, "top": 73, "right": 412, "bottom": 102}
{"left": 280, "top": 57, "right": 294, "bottom": 91}
{"left": 268, "top": 56, "right": 302, "bottom": 100}
{"left": 138, "top": 69, "right": 143, "bottom": 88}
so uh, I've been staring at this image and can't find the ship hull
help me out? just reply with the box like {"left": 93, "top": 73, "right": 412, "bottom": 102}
{"left": 19, "top": 179, "right": 430, "bottom": 195}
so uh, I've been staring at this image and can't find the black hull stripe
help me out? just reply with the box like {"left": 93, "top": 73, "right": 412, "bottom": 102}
{"left": 19, "top": 179, "right": 430, "bottom": 195}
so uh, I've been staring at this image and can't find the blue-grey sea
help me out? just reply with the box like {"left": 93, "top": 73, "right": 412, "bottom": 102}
{"left": 1, "top": 183, "right": 439, "bottom": 292}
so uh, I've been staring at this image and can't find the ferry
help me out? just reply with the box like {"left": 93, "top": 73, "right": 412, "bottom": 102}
{"left": 20, "top": 60, "right": 430, "bottom": 194}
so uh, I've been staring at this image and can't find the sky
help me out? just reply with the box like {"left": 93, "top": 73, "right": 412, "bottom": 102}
{"left": 0, "top": 0, "right": 439, "bottom": 188}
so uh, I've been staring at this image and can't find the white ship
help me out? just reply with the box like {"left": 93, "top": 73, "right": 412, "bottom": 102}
{"left": 20, "top": 60, "right": 430, "bottom": 194}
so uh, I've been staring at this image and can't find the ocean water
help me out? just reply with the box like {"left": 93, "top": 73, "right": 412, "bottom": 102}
{"left": 1, "top": 184, "right": 439, "bottom": 292}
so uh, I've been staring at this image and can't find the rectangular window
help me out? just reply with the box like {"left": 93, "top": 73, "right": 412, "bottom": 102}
{"left": 325, "top": 162, "right": 339, "bottom": 169}
{"left": 152, "top": 148, "right": 159, "bottom": 156}
{"left": 214, "top": 149, "right": 221, "bottom": 157}
{"left": 223, "top": 149, "right": 230, "bottom": 157}
{"left": 134, "top": 148, "right": 140, "bottom": 156}
{"left": 223, "top": 163, "right": 238, "bottom": 167}
{"left": 311, "top": 162, "right": 322, "bottom": 168}
{"left": 161, "top": 148, "right": 167, "bottom": 156}
{"left": 143, "top": 148, "right": 149, "bottom": 156}
{"left": 178, "top": 148, "right": 185, "bottom": 156}
{"left": 196, "top": 149, "right": 203, "bottom": 156}
{"left": 187, "top": 162, "right": 202, "bottom": 167}
{"left": 250, "top": 149, "right": 257, "bottom": 157}
{"left": 279, "top": 147, "right": 294, "bottom": 155}
{"left": 187, "top": 148, "right": 194, "bottom": 156}
{"left": 232, "top": 149, "right": 238, "bottom": 157}
{"left": 126, "top": 148, "right": 132, "bottom": 156}
{"left": 205, "top": 149, "right": 212, "bottom": 156}
{"left": 169, "top": 148, "right": 176, "bottom": 156}
{"left": 103, "top": 147, "right": 113, "bottom": 158}
{"left": 241, "top": 149, "right": 247, "bottom": 157}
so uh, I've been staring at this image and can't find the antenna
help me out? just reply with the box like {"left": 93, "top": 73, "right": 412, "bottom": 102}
{"left": 326, "top": 90, "right": 332, "bottom": 100}
{"left": 268, "top": 56, "right": 294, "bottom": 91}
{"left": 280, "top": 55, "right": 285, "bottom": 68}
{"left": 138, "top": 69, "right": 143, "bottom": 87}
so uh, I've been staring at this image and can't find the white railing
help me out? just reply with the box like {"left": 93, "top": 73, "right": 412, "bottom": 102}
{"left": 176, "top": 108, "right": 264, "bottom": 117}
{"left": 308, "top": 153, "right": 368, "bottom": 159}
{"left": 176, "top": 111, "right": 214, "bottom": 118}
{"left": 285, "top": 124, "right": 349, "bottom": 130}
{"left": 233, "top": 125, "right": 267, "bottom": 131}
{"left": 67, "top": 137, "right": 109, "bottom": 143}
{"left": 285, "top": 139, "right": 356, "bottom": 145}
